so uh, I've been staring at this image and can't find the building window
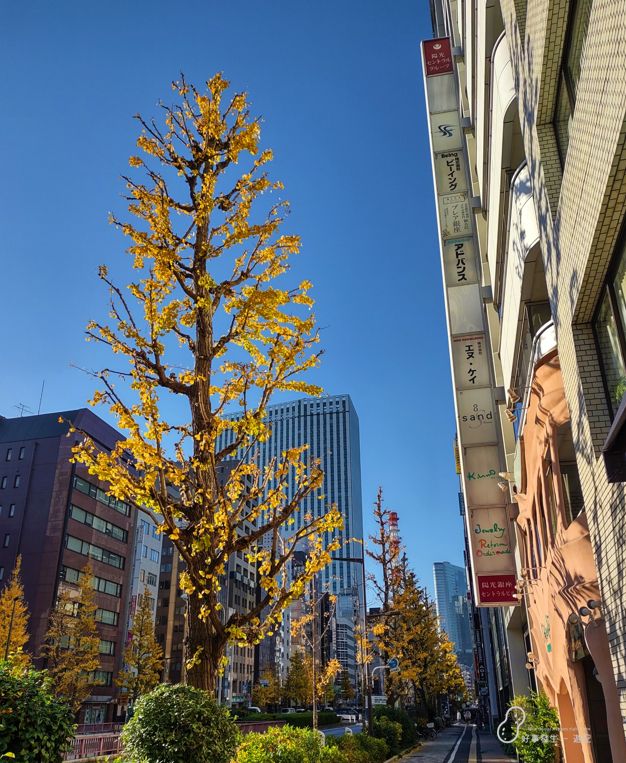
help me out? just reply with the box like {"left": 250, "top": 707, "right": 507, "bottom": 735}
{"left": 8, "top": 505, "right": 15, "bottom": 518}
{"left": 99, "top": 639, "right": 116, "bottom": 655}
{"left": 3, "top": 534, "right": 9, "bottom": 548}
{"left": 18, "top": 447, "right": 25, "bottom": 460}
{"left": 89, "top": 670, "right": 113, "bottom": 686}
{"left": 594, "top": 241, "right": 626, "bottom": 415}
{"left": 5, "top": 449, "right": 11, "bottom": 462}
{"left": 150, "top": 549, "right": 160, "bottom": 563}
{"left": 65, "top": 535, "right": 125, "bottom": 569}
{"left": 140, "top": 519, "right": 150, "bottom": 536}
{"left": 69, "top": 504, "right": 128, "bottom": 543}
{"left": 554, "top": 0, "right": 593, "bottom": 163}
{"left": 95, "top": 608, "right": 119, "bottom": 626}
{"left": 1, "top": 477, "right": 6, "bottom": 489}
{"left": 147, "top": 572, "right": 157, "bottom": 586}
{"left": 72, "top": 475, "right": 131, "bottom": 516}
{"left": 13, "top": 476, "right": 20, "bottom": 488}
{"left": 0, "top": 567, "right": 3, "bottom": 580}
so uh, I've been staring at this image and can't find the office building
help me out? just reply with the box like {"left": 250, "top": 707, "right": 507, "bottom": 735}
{"left": 424, "top": 0, "right": 626, "bottom": 758}
{"left": 0, "top": 410, "right": 141, "bottom": 722}
{"left": 215, "top": 394, "right": 364, "bottom": 686}
{"left": 433, "top": 561, "right": 474, "bottom": 672}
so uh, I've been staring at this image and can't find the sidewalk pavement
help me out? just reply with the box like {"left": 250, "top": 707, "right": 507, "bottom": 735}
{"left": 477, "top": 729, "right": 517, "bottom": 761}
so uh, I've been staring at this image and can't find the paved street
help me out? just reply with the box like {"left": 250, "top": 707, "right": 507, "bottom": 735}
{"left": 398, "top": 724, "right": 516, "bottom": 763}
{"left": 323, "top": 723, "right": 363, "bottom": 737}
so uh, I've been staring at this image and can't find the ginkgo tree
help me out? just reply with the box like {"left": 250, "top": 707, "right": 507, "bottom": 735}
{"left": 69, "top": 74, "right": 342, "bottom": 692}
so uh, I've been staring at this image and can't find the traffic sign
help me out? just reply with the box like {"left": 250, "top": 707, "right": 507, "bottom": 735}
{"left": 387, "top": 657, "right": 400, "bottom": 672}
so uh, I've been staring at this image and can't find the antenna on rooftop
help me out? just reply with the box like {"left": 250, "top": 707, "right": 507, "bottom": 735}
{"left": 14, "top": 403, "right": 32, "bottom": 417}
{"left": 38, "top": 380, "right": 45, "bottom": 415}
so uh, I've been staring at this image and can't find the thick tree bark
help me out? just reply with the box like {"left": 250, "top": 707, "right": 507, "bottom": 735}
{"left": 185, "top": 593, "right": 224, "bottom": 695}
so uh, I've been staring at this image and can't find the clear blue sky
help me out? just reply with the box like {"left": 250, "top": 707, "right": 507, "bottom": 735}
{"left": 0, "top": 0, "right": 464, "bottom": 593}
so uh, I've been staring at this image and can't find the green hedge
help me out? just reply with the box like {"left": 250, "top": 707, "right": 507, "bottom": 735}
{"left": 121, "top": 684, "right": 239, "bottom": 763}
{"left": 373, "top": 706, "right": 418, "bottom": 749}
{"left": 325, "top": 733, "right": 388, "bottom": 763}
{"left": 235, "top": 725, "right": 344, "bottom": 762}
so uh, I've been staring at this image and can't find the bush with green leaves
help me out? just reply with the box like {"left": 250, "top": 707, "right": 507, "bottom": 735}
{"left": 0, "top": 662, "right": 75, "bottom": 763}
{"left": 509, "top": 692, "right": 560, "bottom": 763}
{"left": 371, "top": 716, "right": 403, "bottom": 756}
{"left": 235, "top": 725, "right": 345, "bottom": 762}
{"left": 373, "top": 705, "right": 417, "bottom": 749}
{"left": 325, "top": 733, "right": 388, "bottom": 763}
{"left": 121, "top": 683, "right": 238, "bottom": 763}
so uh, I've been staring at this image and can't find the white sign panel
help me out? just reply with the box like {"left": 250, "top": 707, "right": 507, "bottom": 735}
{"left": 439, "top": 194, "right": 472, "bottom": 239}
{"left": 457, "top": 388, "right": 498, "bottom": 445}
{"left": 435, "top": 151, "right": 468, "bottom": 195}
{"left": 463, "top": 445, "right": 503, "bottom": 506}
{"left": 443, "top": 238, "right": 478, "bottom": 286}
{"left": 469, "top": 507, "right": 514, "bottom": 573}
{"left": 430, "top": 110, "right": 463, "bottom": 152}
{"left": 447, "top": 284, "right": 483, "bottom": 334}
{"left": 425, "top": 72, "right": 457, "bottom": 113}
{"left": 451, "top": 334, "right": 490, "bottom": 389}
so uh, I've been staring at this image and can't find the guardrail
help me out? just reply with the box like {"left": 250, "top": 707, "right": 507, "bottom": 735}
{"left": 64, "top": 733, "right": 122, "bottom": 761}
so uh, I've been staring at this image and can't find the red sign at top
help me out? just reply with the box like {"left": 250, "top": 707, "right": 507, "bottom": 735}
{"left": 424, "top": 37, "right": 453, "bottom": 76}
{"left": 477, "top": 574, "right": 518, "bottom": 605}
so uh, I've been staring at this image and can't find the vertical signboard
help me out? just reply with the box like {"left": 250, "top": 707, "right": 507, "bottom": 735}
{"left": 422, "top": 37, "right": 518, "bottom": 607}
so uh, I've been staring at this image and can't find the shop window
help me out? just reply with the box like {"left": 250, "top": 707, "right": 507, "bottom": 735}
{"left": 554, "top": 0, "right": 593, "bottom": 164}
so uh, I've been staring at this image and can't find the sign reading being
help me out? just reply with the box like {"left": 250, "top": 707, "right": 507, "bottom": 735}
{"left": 434, "top": 151, "right": 468, "bottom": 195}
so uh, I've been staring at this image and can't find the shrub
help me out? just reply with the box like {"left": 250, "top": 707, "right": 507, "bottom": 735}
{"left": 121, "top": 683, "right": 238, "bottom": 763}
{"left": 326, "top": 733, "right": 388, "bottom": 763}
{"left": 235, "top": 725, "right": 345, "bottom": 762}
{"left": 373, "top": 706, "right": 417, "bottom": 749}
{"left": 0, "top": 663, "right": 75, "bottom": 763}
{"left": 509, "top": 692, "right": 560, "bottom": 763}
{"left": 371, "top": 716, "right": 403, "bottom": 756}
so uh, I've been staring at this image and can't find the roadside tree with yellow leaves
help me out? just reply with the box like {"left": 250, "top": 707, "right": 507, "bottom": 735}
{"left": 0, "top": 556, "right": 30, "bottom": 670}
{"left": 69, "top": 74, "right": 343, "bottom": 692}
{"left": 381, "top": 569, "right": 467, "bottom": 715}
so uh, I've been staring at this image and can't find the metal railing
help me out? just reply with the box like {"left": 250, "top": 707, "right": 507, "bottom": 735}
{"left": 64, "top": 733, "right": 122, "bottom": 761}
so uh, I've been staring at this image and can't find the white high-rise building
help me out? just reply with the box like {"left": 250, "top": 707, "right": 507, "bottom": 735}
{"left": 216, "top": 394, "right": 364, "bottom": 684}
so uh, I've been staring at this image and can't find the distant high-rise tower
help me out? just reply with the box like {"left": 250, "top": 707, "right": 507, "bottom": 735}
{"left": 216, "top": 394, "right": 364, "bottom": 682}
{"left": 433, "top": 561, "right": 473, "bottom": 671}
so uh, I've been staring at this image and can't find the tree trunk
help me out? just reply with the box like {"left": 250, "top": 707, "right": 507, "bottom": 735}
{"left": 185, "top": 593, "right": 224, "bottom": 695}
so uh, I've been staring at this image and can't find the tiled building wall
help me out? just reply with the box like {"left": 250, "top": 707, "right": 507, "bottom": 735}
{"left": 501, "top": 0, "right": 626, "bottom": 728}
